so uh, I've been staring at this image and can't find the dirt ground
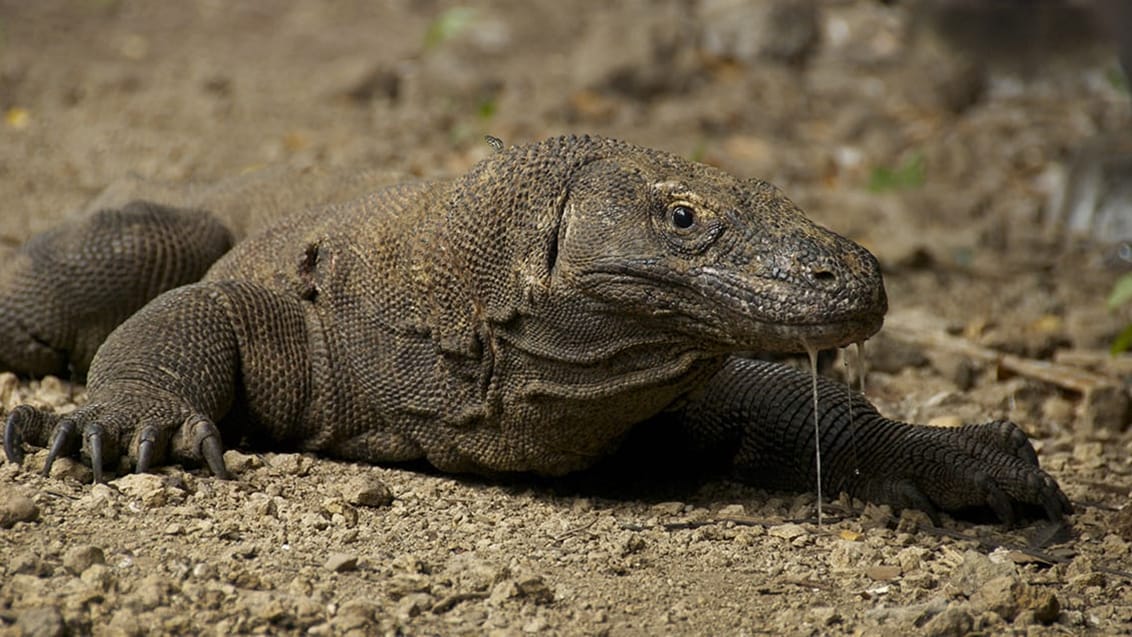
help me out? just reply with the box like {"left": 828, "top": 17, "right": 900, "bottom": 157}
{"left": 2, "top": 1, "right": 1132, "bottom": 635}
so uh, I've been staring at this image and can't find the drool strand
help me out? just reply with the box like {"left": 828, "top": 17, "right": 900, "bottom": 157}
{"left": 803, "top": 340, "right": 823, "bottom": 527}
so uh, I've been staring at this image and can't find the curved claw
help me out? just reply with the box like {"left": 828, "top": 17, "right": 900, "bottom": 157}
{"left": 201, "top": 435, "right": 230, "bottom": 479}
{"left": 188, "top": 418, "right": 230, "bottom": 479}
{"left": 4, "top": 409, "right": 25, "bottom": 463}
{"left": 1037, "top": 474, "right": 1074, "bottom": 522}
{"left": 43, "top": 419, "right": 78, "bottom": 476}
{"left": 7, "top": 386, "right": 231, "bottom": 481}
{"left": 981, "top": 476, "right": 1016, "bottom": 527}
{"left": 136, "top": 438, "right": 154, "bottom": 474}
{"left": 886, "top": 479, "right": 942, "bottom": 526}
{"left": 135, "top": 423, "right": 160, "bottom": 474}
{"left": 87, "top": 423, "right": 104, "bottom": 483}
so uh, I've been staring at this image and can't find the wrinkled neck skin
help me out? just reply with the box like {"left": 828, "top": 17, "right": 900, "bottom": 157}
{"left": 461, "top": 284, "right": 730, "bottom": 474}
{"left": 408, "top": 139, "right": 730, "bottom": 471}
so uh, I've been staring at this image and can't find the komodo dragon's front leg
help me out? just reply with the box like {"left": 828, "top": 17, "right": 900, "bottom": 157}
{"left": 671, "top": 358, "right": 1072, "bottom": 525}
{"left": 5, "top": 279, "right": 317, "bottom": 482}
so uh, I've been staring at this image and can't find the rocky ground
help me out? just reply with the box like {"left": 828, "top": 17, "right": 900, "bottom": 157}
{"left": 1, "top": 1, "right": 1131, "bottom": 635}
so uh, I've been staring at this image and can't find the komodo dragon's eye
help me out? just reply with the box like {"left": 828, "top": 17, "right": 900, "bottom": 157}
{"left": 652, "top": 199, "right": 721, "bottom": 254}
{"left": 671, "top": 205, "right": 695, "bottom": 229}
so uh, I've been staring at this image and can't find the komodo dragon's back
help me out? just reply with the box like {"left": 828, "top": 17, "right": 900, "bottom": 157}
{"left": 1, "top": 135, "right": 1071, "bottom": 526}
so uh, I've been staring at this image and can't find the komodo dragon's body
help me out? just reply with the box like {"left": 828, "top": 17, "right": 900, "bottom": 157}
{"left": 1, "top": 135, "right": 1069, "bottom": 524}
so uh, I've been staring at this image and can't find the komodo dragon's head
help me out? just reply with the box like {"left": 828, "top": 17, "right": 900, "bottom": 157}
{"left": 549, "top": 137, "right": 887, "bottom": 353}
{"left": 452, "top": 135, "right": 886, "bottom": 355}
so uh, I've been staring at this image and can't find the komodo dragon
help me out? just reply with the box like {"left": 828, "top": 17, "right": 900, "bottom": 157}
{"left": 1, "top": 135, "right": 1070, "bottom": 525}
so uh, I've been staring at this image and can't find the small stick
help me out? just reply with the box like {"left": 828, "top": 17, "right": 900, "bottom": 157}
{"left": 884, "top": 311, "right": 1129, "bottom": 431}
{"left": 884, "top": 312, "right": 1117, "bottom": 395}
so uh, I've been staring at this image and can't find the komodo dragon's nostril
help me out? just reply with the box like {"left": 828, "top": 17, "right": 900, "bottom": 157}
{"left": 810, "top": 267, "right": 837, "bottom": 286}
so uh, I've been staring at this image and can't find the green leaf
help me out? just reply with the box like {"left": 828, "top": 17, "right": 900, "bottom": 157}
{"left": 1111, "top": 323, "right": 1132, "bottom": 355}
{"left": 1107, "top": 273, "right": 1132, "bottom": 309}
{"left": 1107, "top": 64, "right": 1130, "bottom": 95}
{"left": 424, "top": 7, "right": 477, "bottom": 50}
{"left": 476, "top": 96, "right": 497, "bottom": 121}
{"left": 688, "top": 140, "right": 708, "bottom": 163}
{"left": 868, "top": 152, "right": 925, "bottom": 192}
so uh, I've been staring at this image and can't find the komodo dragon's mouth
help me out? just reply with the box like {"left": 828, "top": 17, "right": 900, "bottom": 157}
{"left": 737, "top": 315, "right": 886, "bottom": 353}
{"left": 690, "top": 265, "right": 887, "bottom": 350}
{"left": 580, "top": 259, "right": 887, "bottom": 353}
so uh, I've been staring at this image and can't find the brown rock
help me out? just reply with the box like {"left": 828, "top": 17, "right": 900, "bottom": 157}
{"left": 343, "top": 475, "right": 394, "bottom": 508}
{"left": 0, "top": 491, "right": 39, "bottom": 528}
{"left": 63, "top": 544, "right": 105, "bottom": 575}
{"left": 324, "top": 553, "right": 359, "bottom": 573}
{"left": 16, "top": 606, "right": 65, "bottom": 637}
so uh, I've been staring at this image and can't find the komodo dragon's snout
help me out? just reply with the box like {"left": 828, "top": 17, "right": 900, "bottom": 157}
{"left": 555, "top": 155, "right": 887, "bottom": 353}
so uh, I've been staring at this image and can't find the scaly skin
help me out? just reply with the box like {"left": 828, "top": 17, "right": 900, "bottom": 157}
{"left": 1, "top": 135, "right": 1070, "bottom": 524}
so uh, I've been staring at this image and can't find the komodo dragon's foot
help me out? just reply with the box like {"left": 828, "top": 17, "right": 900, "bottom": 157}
{"left": 5, "top": 278, "right": 308, "bottom": 483}
{"left": 841, "top": 419, "right": 1073, "bottom": 526}
{"left": 5, "top": 399, "right": 230, "bottom": 483}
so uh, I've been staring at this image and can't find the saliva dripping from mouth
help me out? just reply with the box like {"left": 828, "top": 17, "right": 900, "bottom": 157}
{"left": 801, "top": 338, "right": 823, "bottom": 526}
{"left": 846, "top": 341, "right": 866, "bottom": 480}
{"left": 802, "top": 339, "right": 869, "bottom": 528}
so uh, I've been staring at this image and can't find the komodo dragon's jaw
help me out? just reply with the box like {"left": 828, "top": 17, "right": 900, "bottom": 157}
{"left": 554, "top": 154, "right": 887, "bottom": 353}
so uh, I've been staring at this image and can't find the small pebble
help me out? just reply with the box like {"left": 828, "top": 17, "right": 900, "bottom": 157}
{"left": 63, "top": 544, "right": 106, "bottom": 575}
{"left": 395, "top": 592, "right": 432, "bottom": 620}
{"left": 768, "top": 523, "right": 807, "bottom": 540}
{"left": 81, "top": 563, "right": 115, "bottom": 591}
{"left": 35, "top": 375, "right": 71, "bottom": 407}
{"left": 16, "top": 606, "right": 65, "bottom": 637}
{"left": 866, "top": 565, "right": 902, "bottom": 581}
{"left": 0, "top": 491, "right": 39, "bottom": 528}
{"left": 267, "top": 453, "right": 311, "bottom": 476}
{"left": 388, "top": 573, "right": 430, "bottom": 596}
{"left": 325, "top": 553, "right": 358, "bottom": 573}
{"left": 717, "top": 504, "right": 746, "bottom": 517}
{"left": 332, "top": 600, "right": 378, "bottom": 632}
{"left": 515, "top": 575, "right": 554, "bottom": 604}
{"left": 970, "top": 575, "right": 1023, "bottom": 621}
{"left": 650, "top": 501, "right": 685, "bottom": 516}
{"left": 0, "top": 371, "right": 21, "bottom": 409}
{"left": 343, "top": 475, "right": 394, "bottom": 508}
{"left": 222, "top": 449, "right": 262, "bottom": 473}
{"left": 522, "top": 615, "right": 549, "bottom": 633}
{"left": 46, "top": 455, "right": 94, "bottom": 482}
{"left": 922, "top": 605, "right": 973, "bottom": 637}
{"left": 114, "top": 473, "right": 172, "bottom": 507}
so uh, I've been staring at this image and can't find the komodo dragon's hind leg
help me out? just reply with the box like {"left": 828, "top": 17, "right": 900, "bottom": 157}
{"left": 0, "top": 202, "right": 232, "bottom": 377}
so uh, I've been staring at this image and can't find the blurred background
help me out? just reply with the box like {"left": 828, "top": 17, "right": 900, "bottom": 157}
{"left": 2, "top": 2, "right": 1131, "bottom": 634}
{"left": 1, "top": 1, "right": 1126, "bottom": 244}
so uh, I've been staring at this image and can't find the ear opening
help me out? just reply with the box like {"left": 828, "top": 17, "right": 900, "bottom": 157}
{"left": 546, "top": 227, "right": 560, "bottom": 278}
{"left": 545, "top": 181, "right": 572, "bottom": 280}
